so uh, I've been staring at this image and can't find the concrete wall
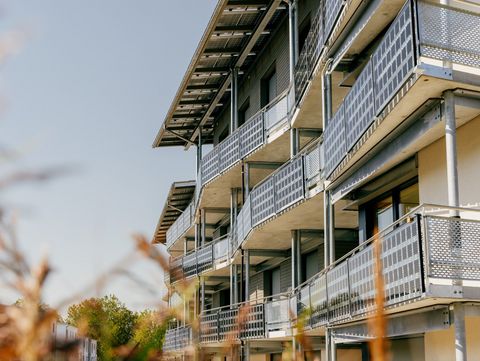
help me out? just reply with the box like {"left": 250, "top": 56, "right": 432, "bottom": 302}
{"left": 424, "top": 316, "right": 480, "bottom": 361}
{"left": 418, "top": 114, "right": 480, "bottom": 208}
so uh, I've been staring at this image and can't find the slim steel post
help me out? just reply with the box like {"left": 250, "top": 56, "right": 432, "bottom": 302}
{"left": 444, "top": 90, "right": 460, "bottom": 217}
{"left": 453, "top": 303, "right": 467, "bottom": 361}
{"left": 201, "top": 209, "right": 206, "bottom": 247}
{"left": 231, "top": 67, "right": 239, "bottom": 133}
{"left": 288, "top": 0, "right": 298, "bottom": 82}
{"left": 245, "top": 249, "right": 250, "bottom": 302}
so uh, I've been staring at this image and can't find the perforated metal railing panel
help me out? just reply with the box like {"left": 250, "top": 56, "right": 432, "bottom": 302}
{"left": 183, "top": 253, "right": 197, "bottom": 278}
{"left": 214, "top": 237, "right": 228, "bottom": 262}
{"left": 425, "top": 216, "right": 480, "bottom": 281}
{"left": 170, "top": 258, "right": 183, "bottom": 283}
{"left": 197, "top": 244, "right": 213, "bottom": 274}
{"left": 166, "top": 202, "right": 194, "bottom": 248}
{"left": 297, "top": 286, "right": 310, "bottom": 318}
{"left": 265, "top": 298, "right": 291, "bottom": 332}
{"left": 240, "top": 303, "right": 265, "bottom": 339}
{"left": 239, "top": 198, "right": 252, "bottom": 246}
{"left": 275, "top": 156, "right": 305, "bottom": 212}
{"left": 310, "top": 273, "right": 328, "bottom": 327}
{"left": 382, "top": 219, "right": 423, "bottom": 306}
{"left": 372, "top": 1, "right": 415, "bottom": 114}
{"left": 326, "top": 262, "right": 350, "bottom": 323}
{"left": 239, "top": 112, "right": 264, "bottom": 158}
{"left": 348, "top": 245, "right": 375, "bottom": 316}
{"left": 163, "top": 329, "right": 176, "bottom": 351}
{"left": 200, "top": 312, "right": 218, "bottom": 343}
{"left": 305, "top": 142, "right": 322, "bottom": 188}
{"left": 219, "top": 308, "right": 239, "bottom": 341}
{"left": 323, "top": 0, "right": 343, "bottom": 41}
{"left": 265, "top": 95, "right": 288, "bottom": 131}
{"left": 417, "top": 1, "right": 480, "bottom": 69}
{"left": 219, "top": 131, "right": 240, "bottom": 172}
{"left": 201, "top": 147, "right": 220, "bottom": 185}
{"left": 250, "top": 177, "right": 276, "bottom": 226}
{"left": 344, "top": 61, "right": 375, "bottom": 150}
{"left": 324, "top": 103, "right": 346, "bottom": 177}
{"left": 177, "top": 326, "right": 191, "bottom": 349}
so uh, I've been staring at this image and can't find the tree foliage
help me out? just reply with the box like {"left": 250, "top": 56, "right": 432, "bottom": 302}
{"left": 66, "top": 295, "right": 137, "bottom": 361}
{"left": 66, "top": 295, "right": 166, "bottom": 361}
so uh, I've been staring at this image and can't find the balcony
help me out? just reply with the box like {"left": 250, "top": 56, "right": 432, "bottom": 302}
{"left": 165, "top": 201, "right": 195, "bottom": 250}
{"left": 232, "top": 140, "right": 323, "bottom": 252}
{"left": 169, "top": 235, "right": 230, "bottom": 284}
{"left": 194, "top": 204, "right": 480, "bottom": 344}
{"left": 324, "top": 0, "right": 480, "bottom": 179}
{"left": 163, "top": 325, "right": 192, "bottom": 353}
{"left": 199, "top": 88, "right": 294, "bottom": 191}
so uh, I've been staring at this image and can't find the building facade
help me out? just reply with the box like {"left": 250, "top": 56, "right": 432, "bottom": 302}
{"left": 153, "top": 0, "right": 480, "bottom": 360}
{"left": 51, "top": 323, "right": 97, "bottom": 361}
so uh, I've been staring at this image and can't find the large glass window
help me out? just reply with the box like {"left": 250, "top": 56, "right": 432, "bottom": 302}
{"left": 364, "top": 180, "right": 419, "bottom": 238}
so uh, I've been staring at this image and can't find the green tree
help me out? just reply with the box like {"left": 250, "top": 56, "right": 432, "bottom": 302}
{"left": 131, "top": 310, "right": 166, "bottom": 359}
{"left": 66, "top": 295, "right": 137, "bottom": 361}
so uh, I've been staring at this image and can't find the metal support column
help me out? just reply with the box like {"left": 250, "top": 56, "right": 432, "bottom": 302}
{"left": 444, "top": 90, "right": 460, "bottom": 217}
{"left": 245, "top": 249, "right": 250, "bottom": 302}
{"left": 231, "top": 67, "right": 239, "bottom": 133}
{"left": 196, "top": 128, "right": 203, "bottom": 174}
{"left": 453, "top": 303, "right": 467, "bottom": 361}
{"left": 290, "top": 127, "right": 300, "bottom": 158}
{"left": 201, "top": 209, "right": 206, "bottom": 247}
{"left": 240, "top": 250, "right": 244, "bottom": 302}
{"left": 233, "top": 264, "right": 238, "bottom": 304}
{"left": 243, "top": 162, "right": 250, "bottom": 201}
{"left": 200, "top": 277, "right": 205, "bottom": 313}
{"left": 329, "top": 195, "right": 335, "bottom": 265}
{"left": 291, "top": 230, "right": 301, "bottom": 289}
{"left": 324, "top": 191, "right": 331, "bottom": 269}
{"left": 289, "top": 0, "right": 298, "bottom": 81}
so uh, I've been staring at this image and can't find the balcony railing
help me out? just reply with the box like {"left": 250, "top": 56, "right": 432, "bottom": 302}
{"left": 166, "top": 201, "right": 195, "bottom": 249}
{"left": 163, "top": 325, "right": 192, "bottom": 352}
{"left": 324, "top": 0, "right": 480, "bottom": 178}
{"left": 232, "top": 140, "right": 323, "bottom": 253}
{"left": 192, "top": 205, "right": 480, "bottom": 344}
{"left": 169, "top": 235, "right": 230, "bottom": 284}
{"left": 200, "top": 88, "right": 294, "bottom": 187}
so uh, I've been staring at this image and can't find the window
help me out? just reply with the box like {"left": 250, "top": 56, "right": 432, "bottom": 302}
{"left": 238, "top": 98, "right": 250, "bottom": 127}
{"left": 271, "top": 267, "right": 281, "bottom": 296}
{"left": 261, "top": 64, "right": 277, "bottom": 107}
{"left": 298, "top": 15, "right": 311, "bottom": 54}
{"left": 363, "top": 181, "right": 419, "bottom": 239}
{"left": 302, "top": 250, "right": 320, "bottom": 283}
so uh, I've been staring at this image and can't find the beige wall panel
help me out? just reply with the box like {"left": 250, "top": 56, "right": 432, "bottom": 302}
{"left": 425, "top": 316, "right": 480, "bottom": 361}
{"left": 390, "top": 338, "right": 425, "bottom": 361}
{"left": 418, "top": 115, "right": 480, "bottom": 210}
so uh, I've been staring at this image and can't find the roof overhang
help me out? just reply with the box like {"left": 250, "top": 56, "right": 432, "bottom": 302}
{"left": 153, "top": 0, "right": 287, "bottom": 148}
{"left": 153, "top": 180, "right": 196, "bottom": 244}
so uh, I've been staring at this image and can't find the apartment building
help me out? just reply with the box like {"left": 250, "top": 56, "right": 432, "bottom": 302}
{"left": 51, "top": 323, "right": 97, "bottom": 361}
{"left": 153, "top": 0, "right": 480, "bottom": 360}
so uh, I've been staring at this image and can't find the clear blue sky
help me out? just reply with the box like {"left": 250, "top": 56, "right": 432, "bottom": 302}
{"left": 0, "top": 0, "right": 216, "bottom": 310}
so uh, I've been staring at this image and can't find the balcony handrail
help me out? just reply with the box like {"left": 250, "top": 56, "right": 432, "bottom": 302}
{"left": 201, "top": 291, "right": 291, "bottom": 316}
{"left": 294, "top": 203, "right": 480, "bottom": 294}
{"left": 172, "top": 233, "right": 231, "bottom": 262}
